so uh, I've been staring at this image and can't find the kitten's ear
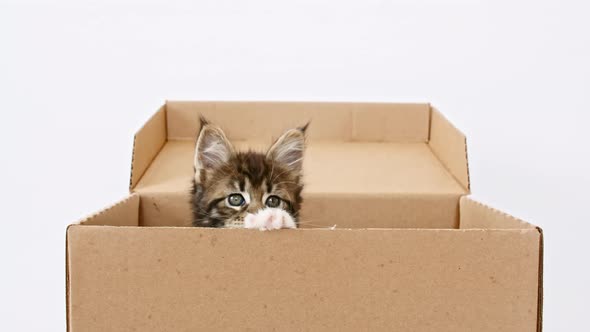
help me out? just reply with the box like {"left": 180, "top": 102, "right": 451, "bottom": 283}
{"left": 194, "top": 117, "right": 234, "bottom": 173}
{"left": 267, "top": 124, "right": 308, "bottom": 174}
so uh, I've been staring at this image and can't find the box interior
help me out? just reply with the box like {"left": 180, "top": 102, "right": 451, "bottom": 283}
{"left": 135, "top": 141, "right": 465, "bottom": 195}
{"left": 128, "top": 101, "right": 471, "bottom": 229}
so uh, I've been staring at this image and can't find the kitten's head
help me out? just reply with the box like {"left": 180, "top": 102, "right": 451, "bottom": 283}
{"left": 191, "top": 117, "right": 307, "bottom": 228}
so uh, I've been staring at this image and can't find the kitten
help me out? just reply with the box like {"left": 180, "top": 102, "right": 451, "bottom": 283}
{"left": 190, "top": 117, "right": 307, "bottom": 230}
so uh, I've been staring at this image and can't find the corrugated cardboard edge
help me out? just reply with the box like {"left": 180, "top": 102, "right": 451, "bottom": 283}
{"left": 460, "top": 196, "right": 537, "bottom": 229}
{"left": 537, "top": 226, "right": 544, "bottom": 332}
{"left": 129, "top": 105, "right": 167, "bottom": 191}
{"left": 65, "top": 224, "right": 71, "bottom": 332}
{"left": 76, "top": 194, "right": 140, "bottom": 226}
{"left": 428, "top": 105, "right": 471, "bottom": 192}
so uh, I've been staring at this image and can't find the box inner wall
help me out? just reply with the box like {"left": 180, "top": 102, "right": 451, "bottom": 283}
{"left": 129, "top": 101, "right": 470, "bottom": 230}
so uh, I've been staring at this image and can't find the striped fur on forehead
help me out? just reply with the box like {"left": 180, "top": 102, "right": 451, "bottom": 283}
{"left": 191, "top": 150, "right": 304, "bottom": 227}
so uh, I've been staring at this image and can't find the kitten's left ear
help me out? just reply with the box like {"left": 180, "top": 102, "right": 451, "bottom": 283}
{"left": 267, "top": 124, "right": 308, "bottom": 174}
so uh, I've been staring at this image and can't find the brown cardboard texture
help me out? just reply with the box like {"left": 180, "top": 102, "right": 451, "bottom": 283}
{"left": 67, "top": 101, "right": 542, "bottom": 331}
{"left": 132, "top": 102, "right": 469, "bottom": 228}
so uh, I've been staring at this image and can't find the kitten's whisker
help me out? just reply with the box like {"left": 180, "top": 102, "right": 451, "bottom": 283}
{"left": 283, "top": 191, "right": 295, "bottom": 207}
{"left": 296, "top": 220, "right": 324, "bottom": 225}
{"left": 271, "top": 168, "right": 293, "bottom": 182}
{"left": 272, "top": 181, "right": 299, "bottom": 186}
{"left": 196, "top": 211, "right": 214, "bottom": 218}
{"left": 287, "top": 157, "right": 303, "bottom": 167}
{"left": 269, "top": 161, "right": 275, "bottom": 185}
{"left": 296, "top": 219, "right": 337, "bottom": 228}
{"left": 297, "top": 223, "right": 337, "bottom": 229}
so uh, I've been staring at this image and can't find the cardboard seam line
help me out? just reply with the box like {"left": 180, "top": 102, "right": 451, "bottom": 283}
{"left": 427, "top": 103, "right": 433, "bottom": 141}
{"left": 129, "top": 134, "right": 168, "bottom": 192}
{"left": 75, "top": 194, "right": 138, "bottom": 225}
{"left": 426, "top": 144, "right": 469, "bottom": 193}
{"left": 464, "top": 136, "right": 471, "bottom": 191}
{"left": 129, "top": 134, "right": 137, "bottom": 191}
{"left": 536, "top": 226, "right": 544, "bottom": 332}
{"left": 129, "top": 105, "right": 168, "bottom": 191}
{"left": 65, "top": 226, "right": 71, "bottom": 332}
{"left": 426, "top": 106, "right": 470, "bottom": 193}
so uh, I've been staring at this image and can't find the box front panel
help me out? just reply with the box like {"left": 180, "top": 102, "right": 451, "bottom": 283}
{"left": 68, "top": 226, "right": 540, "bottom": 331}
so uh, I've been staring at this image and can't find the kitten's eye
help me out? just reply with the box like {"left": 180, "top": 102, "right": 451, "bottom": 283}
{"left": 227, "top": 194, "right": 245, "bottom": 207}
{"left": 265, "top": 195, "right": 281, "bottom": 208}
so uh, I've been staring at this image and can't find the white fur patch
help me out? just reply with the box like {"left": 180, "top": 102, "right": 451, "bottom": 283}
{"left": 243, "top": 208, "right": 297, "bottom": 231}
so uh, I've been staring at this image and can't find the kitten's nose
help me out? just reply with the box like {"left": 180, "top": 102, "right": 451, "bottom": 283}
{"left": 246, "top": 202, "right": 262, "bottom": 214}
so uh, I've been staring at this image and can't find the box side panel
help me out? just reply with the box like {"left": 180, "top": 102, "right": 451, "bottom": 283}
{"left": 459, "top": 197, "right": 544, "bottom": 330}
{"left": 167, "top": 101, "right": 352, "bottom": 142}
{"left": 300, "top": 193, "right": 461, "bottom": 229}
{"left": 165, "top": 101, "right": 430, "bottom": 142}
{"left": 67, "top": 195, "right": 138, "bottom": 331}
{"left": 79, "top": 194, "right": 140, "bottom": 226}
{"left": 139, "top": 192, "right": 193, "bottom": 227}
{"left": 68, "top": 227, "right": 540, "bottom": 332}
{"left": 428, "top": 107, "right": 470, "bottom": 191}
{"left": 459, "top": 196, "right": 537, "bottom": 229}
{"left": 138, "top": 191, "right": 460, "bottom": 229}
{"left": 130, "top": 105, "right": 167, "bottom": 190}
{"left": 352, "top": 103, "right": 430, "bottom": 142}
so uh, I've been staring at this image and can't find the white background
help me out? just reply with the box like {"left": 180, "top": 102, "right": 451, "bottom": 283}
{"left": 1, "top": 0, "right": 588, "bottom": 330}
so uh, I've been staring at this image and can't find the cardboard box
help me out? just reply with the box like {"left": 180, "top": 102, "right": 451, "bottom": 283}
{"left": 66, "top": 101, "right": 543, "bottom": 331}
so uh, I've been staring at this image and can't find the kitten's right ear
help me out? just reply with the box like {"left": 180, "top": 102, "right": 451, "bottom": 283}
{"left": 194, "top": 117, "right": 233, "bottom": 175}
{"left": 266, "top": 124, "right": 308, "bottom": 175}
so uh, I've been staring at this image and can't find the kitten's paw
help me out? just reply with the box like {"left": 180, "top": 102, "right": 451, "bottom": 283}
{"left": 244, "top": 208, "right": 297, "bottom": 231}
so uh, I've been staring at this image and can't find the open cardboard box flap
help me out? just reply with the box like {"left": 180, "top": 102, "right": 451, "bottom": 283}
{"left": 66, "top": 101, "right": 543, "bottom": 331}
{"left": 132, "top": 101, "right": 469, "bottom": 192}
{"left": 130, "top": 101, "right": 470, "bottom": 228}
